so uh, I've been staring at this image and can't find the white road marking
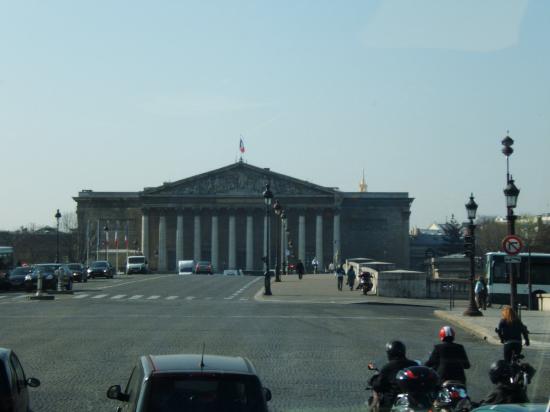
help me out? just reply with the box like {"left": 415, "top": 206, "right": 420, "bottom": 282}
{"left": 14, "top": 295, "right": 28, "bottom": 299}
{"left": 185, "top": 296, "right": 195, "bottom": 300}
{"left": 224, "top": 277, "right": 262, "bottom": 300}
{"left": 73, "top": 294, "right": 89, "bottom": 299}
{"left": 0, "top": 296, "right": 6, "bottom": 299}
{"left": 147, "top": 295, "right": 160, "bottom": 300}
{"left": 129, "top": 295, "right": 143, "bottom": 300}
{"left": 165, "top": 296, "right": 178, "bottom": 300}
{"left": 92, "top": 294, "right": 108, "bottom": 299}
{"left": 111, "top": 294, "right": 126, "bottom": 300}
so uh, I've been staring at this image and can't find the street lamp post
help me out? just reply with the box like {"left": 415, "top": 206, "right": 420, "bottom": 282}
{"left": 463, "top": 194, "right": 482, "bottom": 317}
{"left": 263, "top": 184, "right": 273, "bottom": 295}
{"left": 55, "top": 209, "right": 62, "bottom": 263}
{"left": 104, "top": 225, "right": 110, "bottom": 262}
{"left": 273, "top": 200, "right": 282, "bottom": 282}
{"left": 281, "top": 212, "right": 288, "bottom": 276}
{"left": 502, "top": 135, "right": 520, "bottom": 309}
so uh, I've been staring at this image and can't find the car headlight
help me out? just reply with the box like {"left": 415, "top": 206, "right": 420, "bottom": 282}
{"left": 73, "top": 272, "right": 78, "bottom": 276}
{"left": 103, "top": 269, "right": 108, "bottom": 272}
{"left": 25, "top": 275, "right": 32, "bottom": 281}
{"left": 87, "top": 268, "right": 92, "bottom": 273}
{"left": 46, "top": 275, "right": 53, "bottom": 280}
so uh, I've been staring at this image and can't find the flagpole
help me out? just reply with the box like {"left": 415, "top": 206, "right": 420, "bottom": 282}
{"left": 115, "top": 226, "right": 119, "bottom": 276}
{"left": 125, "top": 222, "right": 129, "bottom": 275}
{"left": 96, "top": 220, "right": 100, "bottom": 261}
{"left": 86, "top": 220, "right": 90, "bottom": 266}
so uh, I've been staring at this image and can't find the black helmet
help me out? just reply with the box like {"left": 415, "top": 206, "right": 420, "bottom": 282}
{"left": 396, "top": 366, "right": 439, "bottom": 393}
{"left": 489, "top": 360, "right": 512, "bottom": 384}
{"left": 386, "top": 340, "right": 406, "bottom": 359}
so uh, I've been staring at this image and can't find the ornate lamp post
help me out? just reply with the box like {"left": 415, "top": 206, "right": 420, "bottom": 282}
{"left": 55, "top": 209, "right": 62, "bottom": 263}
{"left": 263, "top": 184, "right": 273, "bottom": 295}
{"left": 281, "top": 211, "right": 288, "bottom": 276}
{"left": 502, "top": 135, "right": 520, "bottom": 309}
{"left": 104, "top": 224, "right": 110, "bottom": 262}
{"left": 463, "top": 194, "right": 482, "bottom": 317}
{"left": 273, "top": 200, "right": 282, "bottom": 282}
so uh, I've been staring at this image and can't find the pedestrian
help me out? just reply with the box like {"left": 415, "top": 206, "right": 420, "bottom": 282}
{"left": 346, "top": 265, "right": 356, "bottom": 291}
{"left": 311, "top": 257, "right": 319, "bottom": 274}
{"left": 475, "top": 276, "right": 487, "bottom": 310}
{"left": 425, "top": 326, "right": 470, "bottom": 384}
{"left": 328, "top": 262, "right": 335, "bottom": 273}
{"left": 336, "top": 265, "right": 345, "bottom": 291}
{"left": 495, "top": 305, "right": 530, "bottom": 362}
{"left": 296, "top": 259, "right": 305, "bottom": 280}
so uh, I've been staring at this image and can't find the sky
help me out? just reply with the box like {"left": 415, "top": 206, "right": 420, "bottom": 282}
{"left": 1, "top": 0, "right": 549, "bottom": 231}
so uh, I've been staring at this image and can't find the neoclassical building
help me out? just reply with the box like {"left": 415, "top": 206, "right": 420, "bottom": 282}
{"left": 74, "top": 162, "right": 413, "bottom": 272}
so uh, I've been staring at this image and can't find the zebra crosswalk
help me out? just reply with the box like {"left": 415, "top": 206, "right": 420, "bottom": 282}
{"left": 0, "top": 292, "right": 251, "bottom": 303}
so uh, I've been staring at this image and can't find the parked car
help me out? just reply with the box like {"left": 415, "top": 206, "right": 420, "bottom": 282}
{"left": 67, "top": 263, "right": 87, "bottom": 282}
{"left": 0, "top": 347, "right": 40, "bottom": 412}
{"left": 87, "top": 261, "right": 114, "bottom": 279}
{"left": 126, "top": 256, "right": 148, "bottom": 274}
{"left": 195, "top": 261, "right": 213, "bottom": 275}
{"left": 4, "top": 267, "right": 33, "bottom": 290}
{"left": 107, "top": 354, "right": 271, "bottom": 412}
{"left": 24, "top": 264, "right": 71, "bottom": 291}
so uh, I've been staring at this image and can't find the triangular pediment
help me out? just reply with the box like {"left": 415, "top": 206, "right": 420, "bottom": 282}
{"left": 143, "top": 163, "right": 335, "bottom": 197}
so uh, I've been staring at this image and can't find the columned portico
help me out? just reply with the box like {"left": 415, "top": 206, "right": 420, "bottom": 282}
{"left": 141, "top": 212, "right": 149, "bottom": 260}
{"left": 228, "top": 213, "right": 236, "bottom": 269}
{"left": 176, "top": 213, "right": 183, "bottom": 266}
{"left": 246, "top": 215, "right": 254, "bottom": 271}
{"left": 158, "top": 214, "right": 167, "bottom": 272}
{"left": 298, "top": 214, "right": 306, "bottom": 262}
{"left": 333, "top": 212, "right": 340, "bottom": 265}
{"left": 211, "top": 214, "right": 219, "bottom": 272}
{"left": 315, "top": 214, "right": 323, "bottom": 268}
{"left": 194, "top": 213, "right": 201, "bottom": 260}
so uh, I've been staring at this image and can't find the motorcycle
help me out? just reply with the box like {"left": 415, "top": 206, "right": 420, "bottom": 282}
{"left": 433, "top": 380, "right": 472, "bottom": 412}
{"left": 358, "top": 273, "right": 373, "bottom": 295}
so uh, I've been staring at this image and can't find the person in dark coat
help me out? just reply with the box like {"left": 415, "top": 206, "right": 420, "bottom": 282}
{"left": 481, "top": 359, "right": 535, "bottom": 405}
{"left": 336, "top": 265, "right": 345, "bottom": 291}
{"left": 295, "top": 260, "right": 305, "bottom": 280}
{"left": 346, "top": 265, "right": 356, "bottom": 291}
{"left": 370, "top": 340, "right": 417, "bottom": 411}
{"left": 495, "top": 305, "right": 529, "bottom": 362}
{"left": 425, "top": 326, "right": 470, "bottom": 384}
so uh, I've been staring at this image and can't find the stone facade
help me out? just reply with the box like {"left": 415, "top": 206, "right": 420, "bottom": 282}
{"left": 74, "top": 162, "right": 413, "bottom": 272}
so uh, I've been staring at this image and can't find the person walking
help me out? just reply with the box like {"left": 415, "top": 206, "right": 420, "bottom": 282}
{"left": 328, "top": 262, "right": 335, "bottom": 273}
{"left": 295, "top": 259, "right": 305, "bottom": 280}
{"left": 495, "top": 305, "right": 530, "bottom": 362}
{"left": 425, "top": 326, "right": 471, "bottom": 384}
{"left": 336, "top": 265, "right": 345, "bottom": 291}
{"left": 475, "top": 276, "right": 487, "bottom": 310}
{"left": 346, "top": 265, "right": 356, "bottom": 291}
{"left": 311, "top": 257, "right": 319, "bottom": 274}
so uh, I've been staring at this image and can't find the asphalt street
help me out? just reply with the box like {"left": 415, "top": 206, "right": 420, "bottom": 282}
{"left": 1, "top": 274, "right": 549, "bottom": 411}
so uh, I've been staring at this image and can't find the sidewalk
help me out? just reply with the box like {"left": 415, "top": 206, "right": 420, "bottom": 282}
{"left": 254, "top": 274, "right": 550, "bottom": 348}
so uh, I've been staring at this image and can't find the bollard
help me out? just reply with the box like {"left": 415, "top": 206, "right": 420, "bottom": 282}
{"left": 35, "top": 270, "right": 43, "bottom": 296}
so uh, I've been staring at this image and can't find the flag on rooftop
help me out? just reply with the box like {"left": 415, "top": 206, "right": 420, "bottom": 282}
{"left": 239, "top": 137, "right": 245, "bottom": 154}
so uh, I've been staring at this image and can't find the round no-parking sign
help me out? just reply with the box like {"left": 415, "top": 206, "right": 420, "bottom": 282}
{"left": 502, "top": 235, "right": 523, "bottom": 255}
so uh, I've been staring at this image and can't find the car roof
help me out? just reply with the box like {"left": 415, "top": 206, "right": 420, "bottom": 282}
{"left": 143, "top": 354, "right": 257, "bottom": 376}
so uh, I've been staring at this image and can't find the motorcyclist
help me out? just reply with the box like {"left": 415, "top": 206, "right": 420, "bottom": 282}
{"left": 425, "top": 326, "right": 470, "bottom": 384}
{"left": 481, "top": 359, "right": 535, "bottom": 404}
{"left": 369, "top": 340, "right": 417, "bottom": 410}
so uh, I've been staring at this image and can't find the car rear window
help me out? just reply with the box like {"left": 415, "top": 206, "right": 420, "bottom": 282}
{"left": 128, "top": 257, "right": 145, "bottom": 264}
{"left": 146, "top": 374, "right": 265, "bottom": 412}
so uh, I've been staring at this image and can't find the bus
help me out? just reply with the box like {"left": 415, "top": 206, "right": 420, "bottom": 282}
{"left": 485, "top": 251, "right": 550, "bottom": 306}
{"left": 0, "top": 246, "right": 15, "bottom": 276}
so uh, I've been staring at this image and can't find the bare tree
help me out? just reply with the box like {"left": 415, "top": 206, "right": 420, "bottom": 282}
{"left": 60, "top": 211, "right": 77, "bottom": 233}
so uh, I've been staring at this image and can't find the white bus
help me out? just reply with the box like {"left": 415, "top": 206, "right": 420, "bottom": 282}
{"left": 0, "top": 246, "right": 15, "bottom": 276}
{"left": 486, "top": 252, "right": 550, "bottom": 306}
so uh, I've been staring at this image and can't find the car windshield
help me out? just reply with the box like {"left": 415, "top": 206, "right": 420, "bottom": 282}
{"left": 91, "top": 262, "right": 108, "bottom": 268}
{"left": 67, "top": 264, "right": 82, "bottom": 270}
{"left": 128, "top": 257, "right": 145, "bottom": 264}
{"left": 9, "top": 267, "right": 32, "bottom": 276}
{"left": 146, "top": 375, "right": 264, "bottom": 412}
{"left": 34, "top": 265, "right": 59, "bottom": 273}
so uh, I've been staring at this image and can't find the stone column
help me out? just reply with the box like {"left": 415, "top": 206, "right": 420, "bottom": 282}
{"left": 298, "top": 214, "right": 306, "bottom": 262}
{"left": 315, "top": 214, "right": 323, "bottom": 269}
{"left": 141, "top": 212, "right": 149, "bottom": 260}
{"left": 194, "top": 213, "right": 201, "bottom": 260}
{"left": 211, "top": 214, "right": 219, "bottom": 272}
{"left": 228, "top": 213, "right": 236, "bottom": 269}
{"left": 158, "top": 215, "right": 167, "bottom": 272}
{"left": 176, "top": 213, "right": 183, "bottom": 267}
{"left": 246, "top": 215, "right": 254, "bottom": 271}
{"left": 333, "top": 213, "right": 341, "bottom": 265}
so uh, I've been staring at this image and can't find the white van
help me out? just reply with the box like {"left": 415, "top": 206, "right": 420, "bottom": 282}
{"left": 126, "top": 256, "right": 148, "bottom": 274}
{"left": 178, "top": 260, "right": 196, "bottom": 275}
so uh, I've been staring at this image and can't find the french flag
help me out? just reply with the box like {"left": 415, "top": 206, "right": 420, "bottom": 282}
{"left": 239, "top": 137, "right": 245, "bottom": 154}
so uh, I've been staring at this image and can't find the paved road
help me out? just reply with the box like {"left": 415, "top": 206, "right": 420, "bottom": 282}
{"left": 1, "top": 274, "right": 549, "bottom": 411}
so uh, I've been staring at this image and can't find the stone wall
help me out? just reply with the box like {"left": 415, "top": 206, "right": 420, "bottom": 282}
{"left": 377, "top": 270, "right": 427, "bottom": 298}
